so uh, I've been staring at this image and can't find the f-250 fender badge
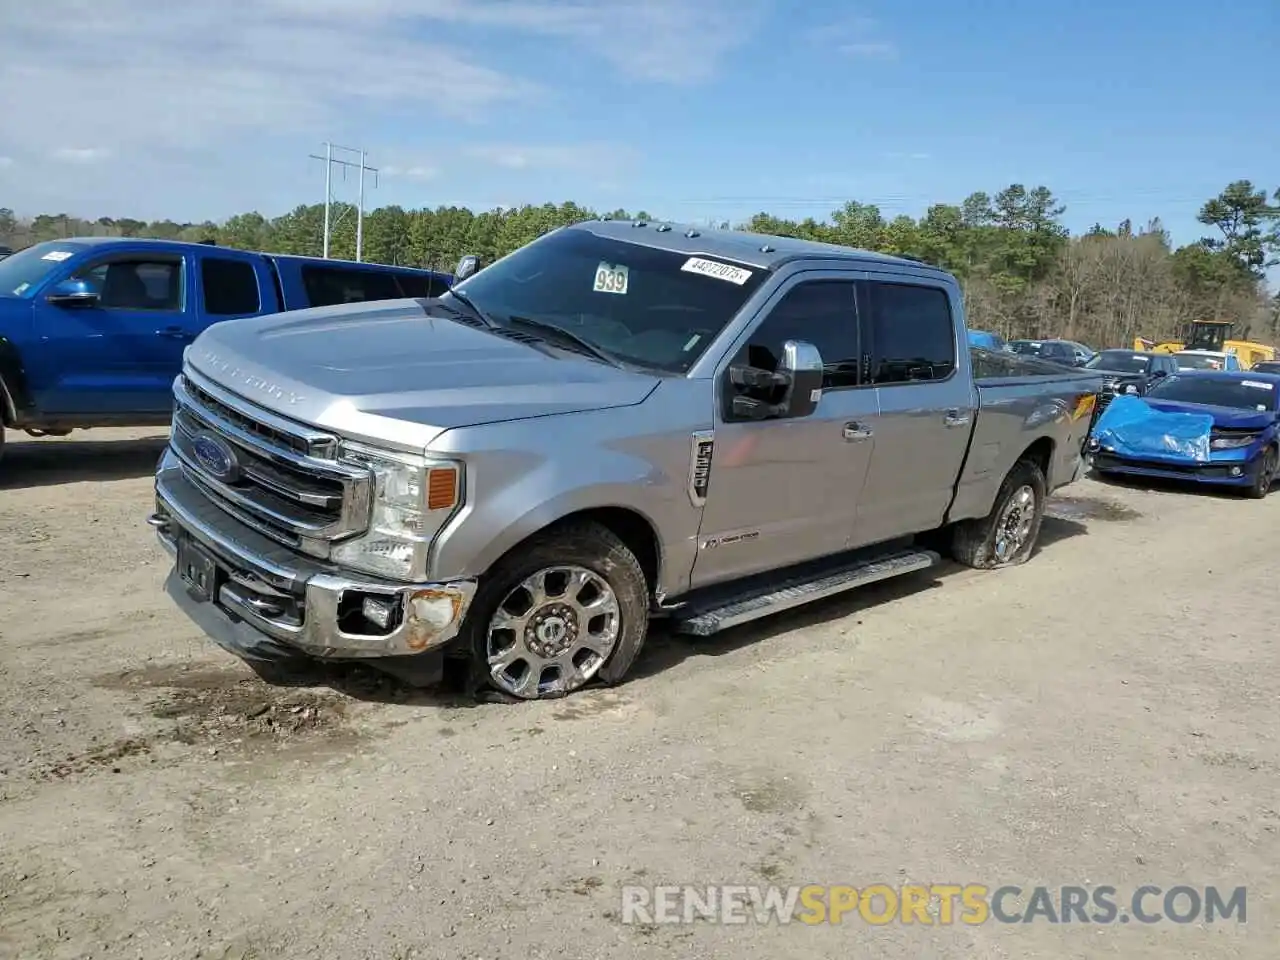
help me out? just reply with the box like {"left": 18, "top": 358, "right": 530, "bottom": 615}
{"left": 687, "top": 430, "right": 714, "bottom": 507}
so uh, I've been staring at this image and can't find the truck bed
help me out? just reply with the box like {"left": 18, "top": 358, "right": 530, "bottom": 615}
{"left": 947, "top": 349, "right": 1104, "bottom": 522}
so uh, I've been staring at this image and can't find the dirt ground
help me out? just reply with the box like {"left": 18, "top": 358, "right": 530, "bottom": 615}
{"left": 0, "top": 427, "right": 1276, "bottom": 959}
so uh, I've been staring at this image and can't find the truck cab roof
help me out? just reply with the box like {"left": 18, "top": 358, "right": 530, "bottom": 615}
{"left": 565, "top": 219, "right": 951, "bottom": 277}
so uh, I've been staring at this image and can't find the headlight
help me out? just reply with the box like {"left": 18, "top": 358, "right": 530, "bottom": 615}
{"left": 1210, "top": 435, "right": 1258, "bottom": 450}
{"left": 1123, "top": 384, "right": 1139, "bottom": 395}
{"left": 331, "top": 441, "right": 463, "bottom": 581}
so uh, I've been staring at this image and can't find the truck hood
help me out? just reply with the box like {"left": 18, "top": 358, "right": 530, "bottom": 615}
{"left": 1144, "top": 398, "right": 1278, "bottom": 430}
{"left": 186, "top": 299, "right": 662, "bottom": 452}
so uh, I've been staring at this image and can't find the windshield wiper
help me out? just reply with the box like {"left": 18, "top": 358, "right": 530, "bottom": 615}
{"left": 503, "top": 315, "right": 622, "bottom": 367}
{"left": 433, "top": 288, "right": 496, "bottom": 327}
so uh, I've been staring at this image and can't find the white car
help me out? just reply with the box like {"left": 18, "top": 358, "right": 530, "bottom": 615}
{"left": 1174, "top": 349, "right": 1241, "bottom": 372}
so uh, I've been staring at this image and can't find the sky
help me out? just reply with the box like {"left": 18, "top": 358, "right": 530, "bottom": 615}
{"left": 0, "top": 0, "right": 1276, "bottom": 257}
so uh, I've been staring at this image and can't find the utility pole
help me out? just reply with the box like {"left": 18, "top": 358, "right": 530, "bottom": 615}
{"left": 308, "top": 142, "right": 378, "bottom": 261}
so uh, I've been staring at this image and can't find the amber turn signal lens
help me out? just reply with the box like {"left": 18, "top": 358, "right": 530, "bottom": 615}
{"left": 426, "top": 467, "right": 458, "bottom": 510}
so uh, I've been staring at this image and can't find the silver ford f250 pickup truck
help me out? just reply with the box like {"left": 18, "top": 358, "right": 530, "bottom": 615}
{"left": 150, "top": 220, "right": 1102, "bottom": 701}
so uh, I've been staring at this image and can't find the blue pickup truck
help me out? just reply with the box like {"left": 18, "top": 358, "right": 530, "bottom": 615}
{"left": 0, "top": 238, "right": 452, "bottom": 460}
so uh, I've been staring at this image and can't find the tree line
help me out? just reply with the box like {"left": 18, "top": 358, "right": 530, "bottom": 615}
{"left": 2, "top": 179, "right": 1277, "bottom": 349}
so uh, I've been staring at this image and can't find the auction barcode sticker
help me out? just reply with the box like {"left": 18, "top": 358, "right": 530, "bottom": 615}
{"left": 681, "top": 257, "right": 753, "bottom": 285}
{"left": 1241, "top": 380, "right": 1273, "bottom": 390}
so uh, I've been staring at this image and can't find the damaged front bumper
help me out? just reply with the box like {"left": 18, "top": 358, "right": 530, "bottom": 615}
{"left": 152, "top": 450, "right": 477, "bottom": 669}
{"left": 1087, "top": 440, "right": 1258, "bottom": 487}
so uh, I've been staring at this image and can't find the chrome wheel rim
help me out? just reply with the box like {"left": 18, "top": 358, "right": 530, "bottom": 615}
{"left": 993, "top": 484, "right": 1036, "bottom": 563}
{"left": 486, "top": 565, "right": 621, "bottom": 699}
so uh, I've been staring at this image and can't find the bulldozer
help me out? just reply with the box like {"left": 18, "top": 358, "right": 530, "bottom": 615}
{"left": 1134, "top": 319, "right": 1276, "bottom": 369}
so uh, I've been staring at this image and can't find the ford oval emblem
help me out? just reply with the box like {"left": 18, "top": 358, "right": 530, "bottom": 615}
{"left": 191, "top": 432, "right": 239, "bottom": 483}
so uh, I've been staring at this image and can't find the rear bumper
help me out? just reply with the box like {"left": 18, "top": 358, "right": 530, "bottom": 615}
{"left": 153, "top": 448, "right": 478, "bottom": 662}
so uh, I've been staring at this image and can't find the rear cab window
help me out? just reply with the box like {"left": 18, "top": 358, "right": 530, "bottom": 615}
{"left": 858, "top": 279, "right": 956, "bottom": 384}
{"left": 393, "top": 271, "right": 446, "bottom": 299}
{"left": 200, "top": 256, "right": 262, "bottom": 315}
{"left": 301, "top": 265, "right": 406, "bottom": 307}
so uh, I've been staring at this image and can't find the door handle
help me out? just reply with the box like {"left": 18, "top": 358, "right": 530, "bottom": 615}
{"left": 944, "top": 409, "right": 971, "bottom": 428}
{"left": 157, "top": 326, "right": 192, "bottom": 340}
{"left": 843, "top": 421, "right": 873, "bottom": 442}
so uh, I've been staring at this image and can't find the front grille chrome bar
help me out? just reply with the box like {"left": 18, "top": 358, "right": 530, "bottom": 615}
{"left": 171, "top": 369, "right": 372, "bottom": 548}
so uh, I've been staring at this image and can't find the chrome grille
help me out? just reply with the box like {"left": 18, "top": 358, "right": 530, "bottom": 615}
{"left": 171, "top": 371, "right": 371, "bottom": 553}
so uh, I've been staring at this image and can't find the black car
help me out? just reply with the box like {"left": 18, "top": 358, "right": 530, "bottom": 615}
{"left": 1249, "top": 360, "right": 1280, "bottom": 375}
{"left": 1085, "top": 349, "right": 1179, "bottom": 413}
{"left": 1008, "top": 338, "right": 1090, "bottom": 367}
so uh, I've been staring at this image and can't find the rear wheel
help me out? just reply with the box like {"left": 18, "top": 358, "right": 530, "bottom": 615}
{"left": 464, "top": 520, "right": 650, "bottom": 701}
{"left": 950, "top": 458, "right": 1047, "bottom": 569}
{"left": 1246, "top": 446, "right": 1277, "bottom": 500}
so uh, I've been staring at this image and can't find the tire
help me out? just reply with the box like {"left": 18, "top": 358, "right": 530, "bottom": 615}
{"left": 461, "top": 520, "right": 650, "bottom": 701}
{"left": 1245, "top": 446, "right": 1277, "bottom": 500}
{"left": 950, "top": 458, "right": 1048, "bottom": 569}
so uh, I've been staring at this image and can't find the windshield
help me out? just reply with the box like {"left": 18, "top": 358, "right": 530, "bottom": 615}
{"left": 1087, "top": 351, "right": 1152, "bottom": 373}
{"left": 442, "top": 228, "right": 771, "bottom": 373}
{"left": 0, "top": 240, "right": 88, "bottom": 297}
{"left": 1146, "top": 375, "right": 1279, "bottom": 411}
{"left": 1252, "top": 362, "right": 1280, "bottom": 374}
{"left": 1175, "top": 353, "right": 1227, "bottom": 370}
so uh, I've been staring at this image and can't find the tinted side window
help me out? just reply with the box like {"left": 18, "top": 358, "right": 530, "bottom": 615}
{"left": 394, "top": 272, "right": 441, "bottom": 299}
{"left": 301, "top": 266, "right": 405, "bottom": 307}
{"left": 862, "top": 281, "right": 955, "bottom": 384}
{"left": 734, "top": 281, "right": 860, "bottom": 389}
{"left": 72, "top": 258, "right": 182, "bottom": 311}
{"left": 201, "top": 257, "right": 261, "bottom": 315}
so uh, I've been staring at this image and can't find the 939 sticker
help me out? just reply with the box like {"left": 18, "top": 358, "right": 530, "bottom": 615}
{"left": 593, "top": 262, "right": 629, "bottom": 295}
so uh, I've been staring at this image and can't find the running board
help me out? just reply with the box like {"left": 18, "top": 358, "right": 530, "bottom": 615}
{"left": 672, "top": 548, "right": 941, "bottom": 637}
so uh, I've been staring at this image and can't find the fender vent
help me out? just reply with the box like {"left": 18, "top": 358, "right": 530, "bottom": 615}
{"left": 688, "top": 431, "right": 715, "bottom": 506}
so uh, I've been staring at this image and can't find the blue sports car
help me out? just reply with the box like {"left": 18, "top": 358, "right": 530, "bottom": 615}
{"left": 1086, "top": 369, "right": 1280, "bottom": 498}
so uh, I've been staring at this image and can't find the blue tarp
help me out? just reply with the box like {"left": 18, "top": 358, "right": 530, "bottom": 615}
{"left": 1091, "top": 394, "right": 1214, "bottom": 463}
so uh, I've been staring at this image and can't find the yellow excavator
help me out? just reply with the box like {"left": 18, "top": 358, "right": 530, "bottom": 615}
{"left": 1134, "top": 319, "right": 1276, "bottom": 369}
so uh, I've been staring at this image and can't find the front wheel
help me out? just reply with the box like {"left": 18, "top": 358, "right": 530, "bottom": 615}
{"left": 1246, "top": 446, "right": 1277, "bottom": 500}
{"left": 950, "top": 458, "right": 1048, "bottom": 569}
{"left": 464, "top": 520, "right": 650, "bottom": 701}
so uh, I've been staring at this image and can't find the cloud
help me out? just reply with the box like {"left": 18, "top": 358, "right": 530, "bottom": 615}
{"left": 464, "top": 143, "right": 638, "bottom": 173}
{"left": 51, "top": 147, "right": 111, "bottom": 164}
{"left": 0, "top": 156, "right": 13, "bottom": 168}
{"left": 0, "top": 1, "right": 762, "bottom": 158}
{"left": 807, "top": 17, "right": 899, "bottom": 60}
{"left": 0, "top": 1, "right": 759, "bottom": 219}
{"left": 381, "top": 165, "right": 441, "bottom": 181}
{"left": 885, "top": 152, "right": 931, "bottom": 161}
{"left": 0, "top": 2, "right": 536, "bottom": 156}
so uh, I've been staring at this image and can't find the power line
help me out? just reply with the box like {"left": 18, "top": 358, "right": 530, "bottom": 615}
{"left": 308, "top": 142, "right": 378, "bottom": 261}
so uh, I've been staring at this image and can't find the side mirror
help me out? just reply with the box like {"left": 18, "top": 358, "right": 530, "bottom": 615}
{"left": 453, "top": 255, "right": 480, "bottom": 284}
{"left": 779, "top": 339, "right": 823, "bottom": 418}
{"left": 726, "top": 339, "right": 824, "bottom": 420}
{"left": 45, "top": 278, "right": 99, "bottom": 307}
